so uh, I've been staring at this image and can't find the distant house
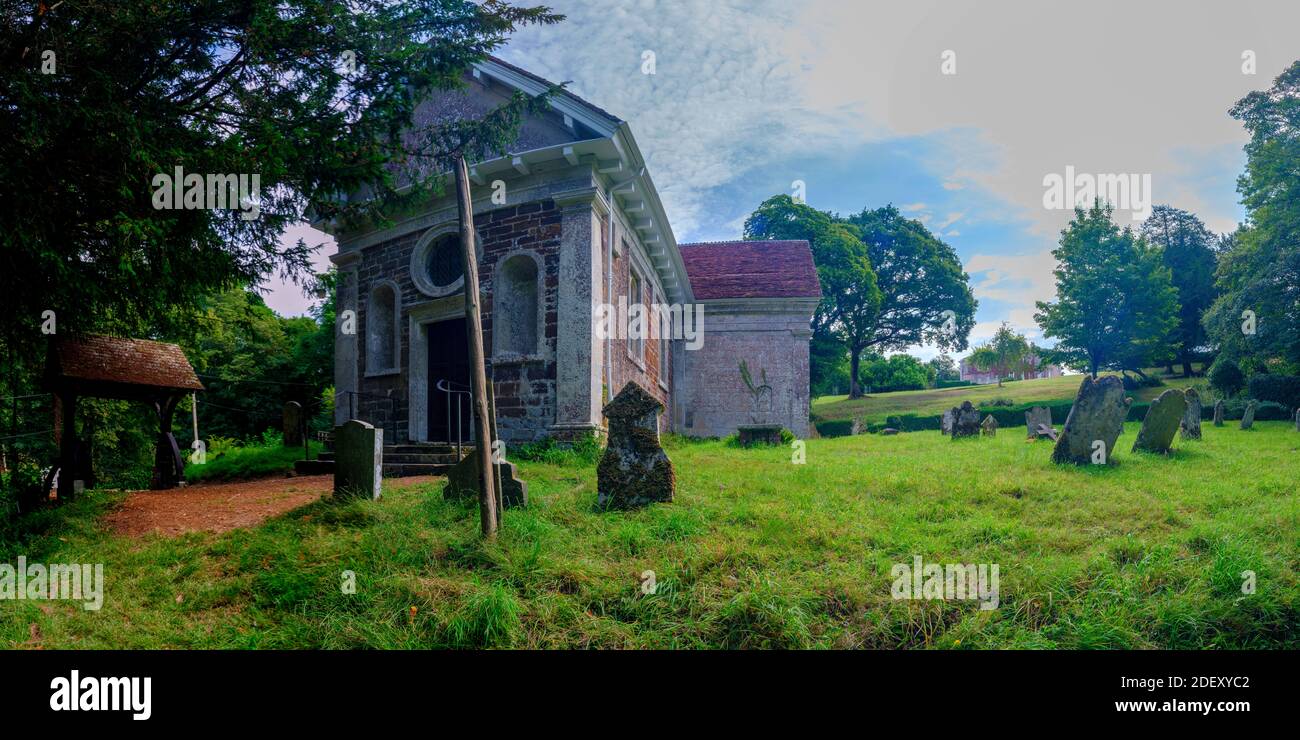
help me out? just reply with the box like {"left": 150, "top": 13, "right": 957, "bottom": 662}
{"left": 959, "top": 354, "right": 1064, "bottom": 384}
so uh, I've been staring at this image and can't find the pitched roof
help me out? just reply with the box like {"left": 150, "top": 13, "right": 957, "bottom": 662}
{"left": 483, "top": 55, "right": 623, "bottom": 126}
{"left": 48, "top": 335, "right": 204, "bottom": 392}
{"left": 677, "top": 240, "right": 822, "bottom": 300}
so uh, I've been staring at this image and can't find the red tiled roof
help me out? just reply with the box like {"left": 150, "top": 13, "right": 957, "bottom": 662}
{"left": 49, "top": 335, "right": 204, "bottom": 391}
{"left": 678, "top": 240, "right": 822, "bottom": 300}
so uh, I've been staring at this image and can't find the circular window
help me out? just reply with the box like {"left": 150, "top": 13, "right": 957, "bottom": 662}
{"left": 424, "top": 234, "right": 464, "bottom": 289}
{"left": 411, "top": 226, "right": 477, "bottom": 298}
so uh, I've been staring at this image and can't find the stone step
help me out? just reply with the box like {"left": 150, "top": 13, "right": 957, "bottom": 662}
{"left": 385, "top": 444, "right": 469, "bottom": 456}
{"left": 384, "top": 452, "right": 461, "bottom": 465}
{"left": 383, "top": 463, "right": 456, "bottom": 477}
{"left": 294, "top": 459, "right": 335, "bottom": 476}
{"left": 317, "top": 451, "right": 335, "bottom": 462}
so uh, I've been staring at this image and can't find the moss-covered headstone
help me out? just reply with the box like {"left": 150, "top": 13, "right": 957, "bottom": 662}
{"left": 597, "top": 382, "right": 674, "bottom": 510}
{"left": 443, "top": 447, "right": 528, "bottom": 508}
{"left": 1240, "top": 400, "right": 1257, "bottom": 430}
{"left": 334, "top": 419, "right": 382, "bottom": 499}
{"left": 1133, "top": 388, "right": 1186, "bottom": 454}
{"left": 1052, "top": 376, "right": 1130, "bottom": 465}
{"left": 1180, "top": 388, "right": 1202, "bottom": 441}
{"left": 283, "top": 401, "right": 304, "bottom": 447}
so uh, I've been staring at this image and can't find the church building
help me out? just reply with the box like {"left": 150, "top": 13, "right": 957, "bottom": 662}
{"left": 318, "top": 57, "right": 820, "bottom": 444}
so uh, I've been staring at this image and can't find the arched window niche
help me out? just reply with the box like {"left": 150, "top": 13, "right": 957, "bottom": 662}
{"left": 366, "top": 280, "right": 400, "bottom": 375}
{"left": 492, "top": 252, "right": 542, "bottom": 362}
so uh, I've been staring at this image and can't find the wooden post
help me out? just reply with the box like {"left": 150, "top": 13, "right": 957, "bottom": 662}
{"left": 55, "top": 391, "right": 76, "bottom": 501}
{"left": 454, "top": 153, "right": 498, "bottom": 538}
{"left": 487, "top": 378, "right": 503, "bottom": 527}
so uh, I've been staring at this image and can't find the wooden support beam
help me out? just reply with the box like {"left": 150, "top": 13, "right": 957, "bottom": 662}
{"left": 455, "top": 154, "right": 499, "bottom": 539}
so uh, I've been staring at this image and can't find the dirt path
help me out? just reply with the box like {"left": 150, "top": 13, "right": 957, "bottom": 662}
{"left": 103, "top": 475, "right": 442, "bottom": 538}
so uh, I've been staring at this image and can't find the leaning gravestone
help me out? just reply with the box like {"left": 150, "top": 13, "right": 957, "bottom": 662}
{"left": 1025, "top": 406, "right": 1054, "bottom": 440}
{"left": 1180, "top": 388, "right": 1202, "bottom": 440}
{"left": 444, "top": 448, "right": 527, "bottom": 508}
{"left": 334, "top": 419, "right": 382, "bottom": 499}
{"left": 1052, "top": 376, "right": 1131, "bottom": 465}
{"left": 283, "top": 401, "right": 304, "bottom": 447}
{"left": 941, "top": 409, "right": 954, "bottom": 436}
{"left": 1133, "top": 389, "right": 1187, "bottom": 454}
{"left": 597, "top": 382, "right": 674, "bottom": 510}
{"left": 951, "top": 401, "right": 981, "bottom": 439}
{"left": 1240, "top": 401, "right": 1257, "bottom": 430}
{"left": 981, "top": 415, "right": 998, "bottom": 437}
{"left": 1213, "top": 399, "right": 1224, "bottom": 427}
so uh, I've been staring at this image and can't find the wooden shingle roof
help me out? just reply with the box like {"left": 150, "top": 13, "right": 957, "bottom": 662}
{"left": 47, "top": 335, "right": 203, "bottom": 392}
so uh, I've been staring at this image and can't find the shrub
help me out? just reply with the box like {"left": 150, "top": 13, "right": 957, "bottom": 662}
{"left": 1247, "top": 375, "right": 1300, "bottom": 410}
{"left": 935, "top": 379, "right": 973, "bottom": 389}
{"left": 1209, "top": 359, "right": 1246, "bottom": 397}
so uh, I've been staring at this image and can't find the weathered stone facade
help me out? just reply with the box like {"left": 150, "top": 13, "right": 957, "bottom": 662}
{"left": 323, "top": 58, "right": 817, "bottom": 445}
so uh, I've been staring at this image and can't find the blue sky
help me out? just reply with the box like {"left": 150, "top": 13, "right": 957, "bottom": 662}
{"left": 263, "top": 0, "right": 1300, "bottom": 361}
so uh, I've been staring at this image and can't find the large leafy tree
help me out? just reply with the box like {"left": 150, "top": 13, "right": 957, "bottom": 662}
{"left": 1035, "top": 201, "right": 1180, "bottom": 378}
{"left": 969, "top": 322, "right": 1030, "bottom": 387}
{"left": 744, "top": 195, "right": 882, "bottom": 398}
{"left": 0, "top": 0, "right": 560, "bottom": 367}
{"left": 1140, "top": 205, "right": 1218, "bottom": 377}
{"left": 844, "top": 205, "right": 977, "bottom": 357}
{"left": 1203, "top": 60, "right": 1300, "bottom": 372}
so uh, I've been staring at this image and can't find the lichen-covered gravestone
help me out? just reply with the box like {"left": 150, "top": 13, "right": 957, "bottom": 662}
{"left": 1025, "top": 406, "right": 1054, "bottom": 440}
{"left": 443, "top": 447, "right": 528, "bottom": 508}
{"left": 597, "top": 382, "right": 674, "bottom": 510}
{"left": 951, "top": 402, "right": 980, "bottom": 439}
{"left": 283, "top": 401, "right": 304, "bottom": 447}
{"left": 1133, "top": 389, "right": 1187, "bottom": 454}
{"left": 1180, "top": 388, "right": 1202, "bottom": 441}
{"left": 1240, "top": 401, "right": 1257, "bottom": 430}
{"left": 1052, "top": 376, "right": 1131, "bottom": 465}
{"left": 1213, "top": 399, "right": 1224, "bottom": 427}
{"left": 334, "top": 419, "right": 382, "bottom": 499}
{"left": 941, "top": 409, "right": 954, "bottom": 436}
{"left": 981, "top": 415, "right": 998, "bottom": 436}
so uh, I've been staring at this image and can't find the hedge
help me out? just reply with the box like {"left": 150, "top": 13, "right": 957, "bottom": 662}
{"left": 1247, "top": 375, "right": 1300, "bottom": 410}
{"left": 935, "top": 379, "right": 974, "bottom": 389}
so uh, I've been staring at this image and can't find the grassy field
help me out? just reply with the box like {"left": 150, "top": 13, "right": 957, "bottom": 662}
{"left": 3, "top": 421, "right": 1297, "bottom": 649}
{"left": 186, "top": 441, "right": 323, "bottom": 483}
{"left": 813, "top": 372, "right": 1203, "bottom": 425}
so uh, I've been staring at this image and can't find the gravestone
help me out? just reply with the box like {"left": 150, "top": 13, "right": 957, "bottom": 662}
{"left": 1133, "top": 389, "right": 1187, "bottom": 454}
{"left": 1025, "top": 406, "right": 1054, "bottom": 440}
{"left": 1213, "top": 399, "right": 1224, "bottom": 427}
{"left": 951, "top": 402, "right": 980, "bottom": 439}
{"left": 1052, "top": 376, "right": 1131, "bottom": 465}
{"left": 981, "top": 415, "right": 998, "bottom": 436}
{"left": 1295, "top": 408, "right": 1300, "bottom": 432}
{"left": 1180, "top": 388, "right": 1202, "bottom": 440}
{"left": 333, "top": 419, "right": 382, "bottom": 499}
{"left": 597, "top": 382, "right": 675, "bottom": 510}
{"left": 941, "top": 409, "right": 954, "bottom": 436}
{"left": 1240, "top": 401, "right": 1257, "bottom": 430}
{"left": 283, "top": 401, "right": 304, "bottom": 447}
{"left": 880, "top": 428, "right": 900, "bottom": 436}
{"left": 443, "top": 448, "right": 528, "bottom": 508}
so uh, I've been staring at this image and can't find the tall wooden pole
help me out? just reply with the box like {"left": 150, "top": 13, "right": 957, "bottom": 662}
{"left": 454, "top": 154, "right": 498, "bottom": 538}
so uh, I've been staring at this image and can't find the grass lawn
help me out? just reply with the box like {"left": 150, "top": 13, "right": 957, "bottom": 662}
{"left": 186, "top": 441, "right": 323, "bottom": 483}
{"left": 3, "top": 421, "right": 1297, "bottom": 649}
{"left": 813, "top": 371, "right": 1203, "bottom": 425}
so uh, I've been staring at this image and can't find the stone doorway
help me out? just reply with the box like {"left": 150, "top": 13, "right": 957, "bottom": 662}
{"left": 427, "top": 318, "right": 472, "bottom": 443}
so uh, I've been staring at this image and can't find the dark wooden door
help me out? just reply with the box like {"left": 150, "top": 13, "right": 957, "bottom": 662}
{"left": 428, "top": 318, "right": 472, "bottom": 443}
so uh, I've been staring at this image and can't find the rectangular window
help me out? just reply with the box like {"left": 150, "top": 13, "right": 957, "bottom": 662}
{"left": 627, "top": 270, "right": 644, "bottom": 363}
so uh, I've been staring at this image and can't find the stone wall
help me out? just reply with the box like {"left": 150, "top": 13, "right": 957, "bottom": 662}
{"left": 678, "top": 299, "right": 815, "bottom": 439}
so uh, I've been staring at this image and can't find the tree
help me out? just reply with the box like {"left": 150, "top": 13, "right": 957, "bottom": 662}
{"left": 928, "top": 354, "right": 960, "bottom": 383}
{"left": 1141, "top": 205, "right": 1218, "bottom": 377}
{"left": 968, "top": 323, "right": 1030, "bottom": 386}
{"left": 744, "top": 195, "right": 882, "bottom": 398}
{"left": 858, "top": 353, "right": 931, "bottom": 393}
{"left": 844, "top": 205, "right": 978, "bottom": 356}
{"left": 0, "top": 0, "right": 562, "bottom": 368}
{"left": 1035, "top": 201, "right": 1180, "bottom": 378}
{"left": 1203, "top": 60, "right": 1300, "bottom": 373}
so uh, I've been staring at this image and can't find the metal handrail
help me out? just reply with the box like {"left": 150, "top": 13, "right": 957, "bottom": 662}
{"left": 335, "top": 390, "right": 396, "bottom": 441}
{"left": 436, "top": 378, "right": 473, "bottom": 458}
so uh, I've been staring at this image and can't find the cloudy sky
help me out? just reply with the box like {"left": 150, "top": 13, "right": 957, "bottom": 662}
{"left": 264, "top": 0, "right": 1300, "bottom": 360}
